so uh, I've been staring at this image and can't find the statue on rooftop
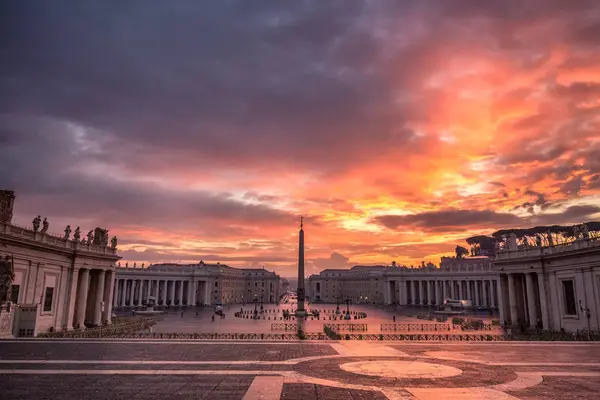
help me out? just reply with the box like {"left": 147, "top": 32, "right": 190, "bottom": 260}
{"left": 0, "top": 255, "right": 15, "bottom": 304}
{"left": 32, "top": 215, "right": 41, "bottom": 232}
{"left": 581, "top": 224, "right": 590, "bottom": 240}
{"left": 535, "top": 234, "right": 542, "bottom": 247}
{"left": 86, "top": 230, "right": 94, "bottom": 244}
{"left": 494, "top": 241, "right": 501, "bottom": 252}
{"left": 40, "top": 218, "right": 49, "bottom": 234}
{"left": 521, "top": 237, "right": 529, "bottom": 248}
{"left": 573, "top": 225, "right": 581, "bottom": 241}
{"left": 547, "top": 230, "right": 554, "bottom": 246}
{"left": 133, "top": 262, "right": 137, "bottom": 268}
{"left": 111, "top": 236, "right": 117, "bottom": 248}
{"left": 73, "top": 227, "right": 81, "bottom": 241}
{"left": 63, "top": 225, "right": 71, "bottom": 240}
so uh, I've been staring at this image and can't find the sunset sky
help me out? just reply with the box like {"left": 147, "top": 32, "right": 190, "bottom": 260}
{"left": 1, "top": 1, "right": 600, "bottom": 277}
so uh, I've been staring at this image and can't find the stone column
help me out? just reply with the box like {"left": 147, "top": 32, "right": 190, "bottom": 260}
{"left": 443, "top": 280, "right": 447, "bottom": 301}
{"left": 65, "top": 268, "right": 80, "bottom": 330}
{"left": 457, "top": 281, "right": 462, "bottom": 299}
{"left": 412, "top": 280, "right": 418, "bottom": 304}
{"left": 93, "top": 270, "right": 106, "bottom": 326}
{"left": 128, "top": 279, "right": 134, "bottom": 306}
{"left": 525, "top": 273, "right": 537, "bottom": 328}
{"left": 451, "top": 281, "right": 456, "bottom": 299}
{"left": 465, "top": 280, "right": 473, "bottom": 304}
{"left": 498, "top": 277, "right": 507, "bottom": 326}
{"left": 103, "top": 270, "right": 115, "bottom": 324}
{"left": 428, "top": 281, "right": 435, "bottom": 305}
{"left": 170, "top": 281, "right": 176, "bottom": 305}
{"left": 75, "top": 268, "right": 90, "bottom": 329}
{"left": 475, "top": 281, "right": 480, "bottom": 306}
{"left": 146, "top": 280, "right": 151, "bottom": 302}
{"left": 162, "top": 280, "right": 167, "bottom": 304}
{"left": 179, "top": 281, "right": 184, "bottom": 305}
{"left": 508, "top": 273, "right": 519, "bottom": 325}
{"left": 112, "top": 279, "right": 119, "bottom": 307}
{"left": 154, "top": 280, "right": 159, "bottom": 300}
{"left": 482, "top": 281, "right": 488, "bottom": 307}
{"left": 537, "top": 273, "right": 549, "bottom": 330}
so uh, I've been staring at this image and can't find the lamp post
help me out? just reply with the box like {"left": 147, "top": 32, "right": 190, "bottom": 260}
{"left": 579, "top": 300, "right": 592, "bottom": 340}
{"left": 345, "top": 298, "right": 351, "bottom": 320}
{"left": 335, "top": 296, "right": 340, "bottom": 314}
{"left": 260, "top": 291, "right": 264, "bottom": 313}
{"left": 253, "top": 295, "right": 258, "bottom": 318}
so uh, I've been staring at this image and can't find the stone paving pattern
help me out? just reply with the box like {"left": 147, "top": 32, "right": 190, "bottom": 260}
{"left": 1, "top": 340, "right": 600, "bottom": 399}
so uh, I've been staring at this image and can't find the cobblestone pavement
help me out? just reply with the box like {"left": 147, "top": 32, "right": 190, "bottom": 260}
{"left": 1, "top": 339, "right": 599, "bottom": 399}
{"left": 118, "top": 304, "right": 499, "bottom": 334}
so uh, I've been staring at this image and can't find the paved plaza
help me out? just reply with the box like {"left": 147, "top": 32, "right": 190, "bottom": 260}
{"left": 127, "top": 304, "right": 499, "bottom": 334}
{"left": 1, "top": 339, "right": 599, "bottom": 399}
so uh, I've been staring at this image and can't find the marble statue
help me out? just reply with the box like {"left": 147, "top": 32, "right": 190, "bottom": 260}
{"left": 141, "top": 263, "right": 145, "bottom": 268}
{"left": 521, "top": 237, "right": 529, "bottom": 248}
{"left": 547, "top": 231, "right": 554, "bottom": 246}
{"left": 494, "top": 241, "right": 501, "bottom": 252}
{"left": 73, "top": 227, "right": 81, "bottom": 241}
{"left": 581, "top": 224, "right": 590, "bottom": 240}
{"left": 507, "top": 233, "right": 518, "bottom": 251}
{"left": 125, "top": 262, "right": 129, "bottom": 268}
{"left": 32, "top": 215, "right": 41, "bottom": 232}
{"left": 118, "top": 262, "right": 121, "bottom": 267}
{"left": 0, "top": 255, "right": 15, "bottom": 303}
{"left": 40, "top": 218, "right": 49, "bottom": 234}
{"left": 103, "top": 230, "right": 109, "bottom": 246}
{"left": 536, "top": 234, "right": 542, "bottom": 247}
{"left": 111, "top": 236, "right": 117, "bottom": 248}
{"left": 133, "top": 262, "right": 137, "bottom": 268}
{"left": 573, "top": 226, "right": 581, "bottom": 240}
{"left": 86, "top": 230, "right": 94, "bottom": 244}
{"left": 63, "top": 225, "right": 71, "bottom": 240}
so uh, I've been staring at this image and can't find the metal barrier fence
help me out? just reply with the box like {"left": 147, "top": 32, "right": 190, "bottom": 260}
{"left": 271, "top": 323, "right": 300, "bottom": 331}
{"left": 380, "top": 323, "right": 451, "bottom": 332}
{"left": 325, "top": 324, "right": 368, "bottom": 332}
{"left": 36, "top": 317, "right": 156, "bottom": 338}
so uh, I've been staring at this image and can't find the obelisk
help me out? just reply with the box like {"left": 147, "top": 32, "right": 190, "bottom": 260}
{"left": 295, "top": 216, "right": 307, "bottom": 317}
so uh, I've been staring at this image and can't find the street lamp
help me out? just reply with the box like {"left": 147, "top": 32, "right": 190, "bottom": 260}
{"left": 253, "top": 295, "right": 258, "bottom": 317}
{"left": 260, "top": 291, "right": 264, "bottom": 313}
{"left": 335, "top": 296, "right": 340, "bottom": 314}
{"left": 345, "top": 298, "right": 351, "bottom": 320}
{"left": 579, "top": 300, "right": 592, "bottom": 340}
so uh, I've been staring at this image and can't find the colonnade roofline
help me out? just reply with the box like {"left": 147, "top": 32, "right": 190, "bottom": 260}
{"left": 1, "top": 221, "right": 119, "bottom": 259}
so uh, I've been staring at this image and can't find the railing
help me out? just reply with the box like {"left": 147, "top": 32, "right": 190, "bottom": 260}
{"left": 381, "top": 323, "right": 451, "bottom": 332}
{"left": 36, "top": 317, "right": 155, "bottom": 338}
{"left": 0, "top": 222, "right": 118, "bottom": 256}
{"left": 497, "top": 237, "right": 600, "bottom": 259}
{"left": 324, "top": 324, "right": 367, "bottom": 332}
{"left": 271, "top": 323, "right": 300, "bottom": 331}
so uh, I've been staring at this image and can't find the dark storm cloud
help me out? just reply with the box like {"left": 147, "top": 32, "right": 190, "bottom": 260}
{"left": 0, "top": 0, "right": 413, "bottom": 173}
{"left": 374, "top": 209, "right": 523, "bottom": 232}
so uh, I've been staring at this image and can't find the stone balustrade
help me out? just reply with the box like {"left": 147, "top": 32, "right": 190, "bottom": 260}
{"left": 0, "top": 222, "right": 117, "bottom": 255}
{"left": 496, "top": 237, "right": 600, "bottom": 259}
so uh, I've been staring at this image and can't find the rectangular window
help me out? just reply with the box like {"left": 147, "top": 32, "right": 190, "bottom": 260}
{"left": 215, "top": 282, "right": 218, "bottom": 287}
{"left": 43, "top": 287, "right": 54, "bottom": 312}
{"left": 562, "top": 280, "right": 577, "bottom": 316}
{"left": 10, "top": 285, "right": 20, "bottom": 303}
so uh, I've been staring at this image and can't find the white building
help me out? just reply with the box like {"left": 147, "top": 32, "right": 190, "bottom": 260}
{"left": 494, "top": 234, "right": 600, "bottom": 333}
{"left": 114, "top": 263, "right": 281, "bottom": 307}
{"left": 307, "top": 260, "right": 498, "bottom": 309}
{"left": 0, "top": 190, "right": 120, "bottom": 337}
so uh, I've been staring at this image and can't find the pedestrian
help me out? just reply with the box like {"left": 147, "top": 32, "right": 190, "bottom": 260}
{"left": 211, "top": 314, "right": 215, "bottom": 322}
{"left": 181, "top": 311, "right": 184, "bottom": 318}
{"left": 393, "top": 315, "right": 396, "bottom": 323}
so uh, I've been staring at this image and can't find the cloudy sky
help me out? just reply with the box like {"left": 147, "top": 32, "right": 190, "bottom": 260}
{"left": 1, "top": 1, "right": 600, "bottom": 277}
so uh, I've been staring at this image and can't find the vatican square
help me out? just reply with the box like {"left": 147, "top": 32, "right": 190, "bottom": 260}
{"left": 2, "top": 1, "right": 600, "bottom": 399}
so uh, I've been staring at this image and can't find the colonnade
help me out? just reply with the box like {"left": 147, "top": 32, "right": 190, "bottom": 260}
{"left": 72, "top": 268, "right": 115, "bottom": 329}
{"left": 497, "top": 272, "right": 547, "bottom": 329}
{"left": 113, "top": 279, "right": 208, "bottom": 307}
{"left": 386, "top": 278, "right": 499, "bottom": 308}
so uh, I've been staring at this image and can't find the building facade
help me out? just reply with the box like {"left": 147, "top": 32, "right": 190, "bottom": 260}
{"left": 307, "top": 260, "right": 498, "bottom": 309}
{"left": 307, "top": 228, "right": 600, "bottom": 334}
{"left": 0, "top": 191, "right": 120, "bottom": 337}
{"left": 494, "top": 234, "right": 600, "bottom": 333}
{"left": 114, "top": 263, "right": 281, "bottom": 307}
